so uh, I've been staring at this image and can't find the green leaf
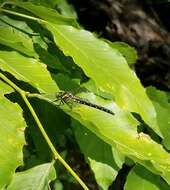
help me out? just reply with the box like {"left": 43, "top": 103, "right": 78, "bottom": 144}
{"left": 0, "top": 14, "right": 44, "bottom": 56}
{"left": 0, "top": 14, "right": 35, "bottom": 35}
{"left": 7, "top": 162, "right": 56, "bottom": 190}
{"left": 146, "top": 87, "right": 170, "bottom": 149}
{"left": 5, "top": 0, "right": 78, "bottom": 26}
{"left": 0, "top": 80, "right": 26, "bottom": 188}
{"left": 0, "top": 51, "right": 59, "bottom": 93}
{"left": 89, "top": 159, "right": 117, "bottom": 190}
{"left": 108, "top": 41, "right": 138, "bottom": 65}
{"left": 124, "top": 165, "right": 170, "bottom": 190}
{"left": 0, "top": 24, "right": 37, "bottom": 57}
{"left": 73, "top": 120, "right": 124, "bottom": 190}
{"left": 46, "top": 23, "right": 160, "bottom": 136}
{"left": 51, "top": 91, "right": 170, "bottom": 185}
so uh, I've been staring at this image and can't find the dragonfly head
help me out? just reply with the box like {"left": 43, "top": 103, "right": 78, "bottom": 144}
{"left": 55, "top": 91, "right": 73, "bottom": 102}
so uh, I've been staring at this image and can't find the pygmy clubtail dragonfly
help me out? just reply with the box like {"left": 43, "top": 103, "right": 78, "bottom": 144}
{"left": 55, "top": 91, "right": 114, "bottom": 115}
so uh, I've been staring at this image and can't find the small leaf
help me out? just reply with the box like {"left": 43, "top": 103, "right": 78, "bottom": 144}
{"left": 0, "top": 80, "right": 26, "bottom": 188}
{"left": 124, "top": 165, "right": 170, "bottom": 190}
{"left": 0, "top": 51, "right": 59, "bottom": 93}
{"left": 89, "top": 159, "right": 118, "bottom": 190}
{"left": 73, "top": 121, "right": 124, "bottom": 190}
{"left": 7, "top": 162, "right": 56, "bottom": 190}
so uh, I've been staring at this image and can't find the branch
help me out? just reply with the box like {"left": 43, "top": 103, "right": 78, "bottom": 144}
{"left": 0, "top": 73, "right": 89, "bottom": 190}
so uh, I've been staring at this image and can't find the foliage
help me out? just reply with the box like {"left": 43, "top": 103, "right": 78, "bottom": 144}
{"left": 0, "top": 0, "right": 169, "bottom": 189}
{"left": 7, "top": 162, "right": 56, "bottom": 190}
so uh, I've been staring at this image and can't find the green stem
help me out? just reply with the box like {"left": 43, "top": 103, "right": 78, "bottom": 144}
{"left": 0, "top": 73, "right": 89, "bottom": 190}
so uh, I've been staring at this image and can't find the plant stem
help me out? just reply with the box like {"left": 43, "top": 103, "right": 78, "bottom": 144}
{"left": 0, "top": 73, "right": 90, "bottom": 190}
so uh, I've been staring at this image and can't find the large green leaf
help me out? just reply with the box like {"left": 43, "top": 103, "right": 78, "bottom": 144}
{"left": 0, "top": 51, "right": 59, "bottom": 93}
{"left": 4, "top": 0, "right": 78, "bottom": 26}
{"left": 45, "top": 23, "right": 160, "bottom": 136}
{"left": 73, "top": 120, "right": 124, "bottom": 190}
{"left": 0, "top": 79, "right": 26, "bottom": 188}
{"left": 40, "top": 87, "right": 170, "bottom": 181}
{"left": 7, "top": 162, "right": 56, "bottom": 190}
{"left": 146, "top": 87, "right": 170, "bottom": 149}
{"left": 124, "top": 165, "right": 170, "bottom": 190}
{"left": 47, "top": 91, "right": 170, "bottom": 185}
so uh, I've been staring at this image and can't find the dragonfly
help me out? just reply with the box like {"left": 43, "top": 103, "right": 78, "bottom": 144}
{"left": 55, "top": 91, "right": 114, "bottom": 115}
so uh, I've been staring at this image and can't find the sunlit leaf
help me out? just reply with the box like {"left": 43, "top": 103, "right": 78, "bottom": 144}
{"left": 41, "top": 90, "right": 170, "bottom": 183}
{"left": 0, "top": 79, "right": 26, "bottom": 188}
{"left": 7, "top": 162, "right": 56, "bottom": 190}
{"left": 45, "top": 23, "right": 160, "bottom": 136}
{"left": 46, "top": 91, "right": 170, "bottom": 185}
{"left": 0, "top": 51, "right": 59, "bottom": 93}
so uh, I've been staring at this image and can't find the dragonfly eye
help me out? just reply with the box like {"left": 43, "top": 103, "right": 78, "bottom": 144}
{"left": 68, "top": 92, "right": 73, "bottom": 98}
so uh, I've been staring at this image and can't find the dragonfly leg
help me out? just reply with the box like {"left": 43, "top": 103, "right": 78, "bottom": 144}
{"left": 66, "top": 101, "right": 74, "bottom": 109}
{"left": 53, "top": 99, "right": 64, "bottom": 106}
